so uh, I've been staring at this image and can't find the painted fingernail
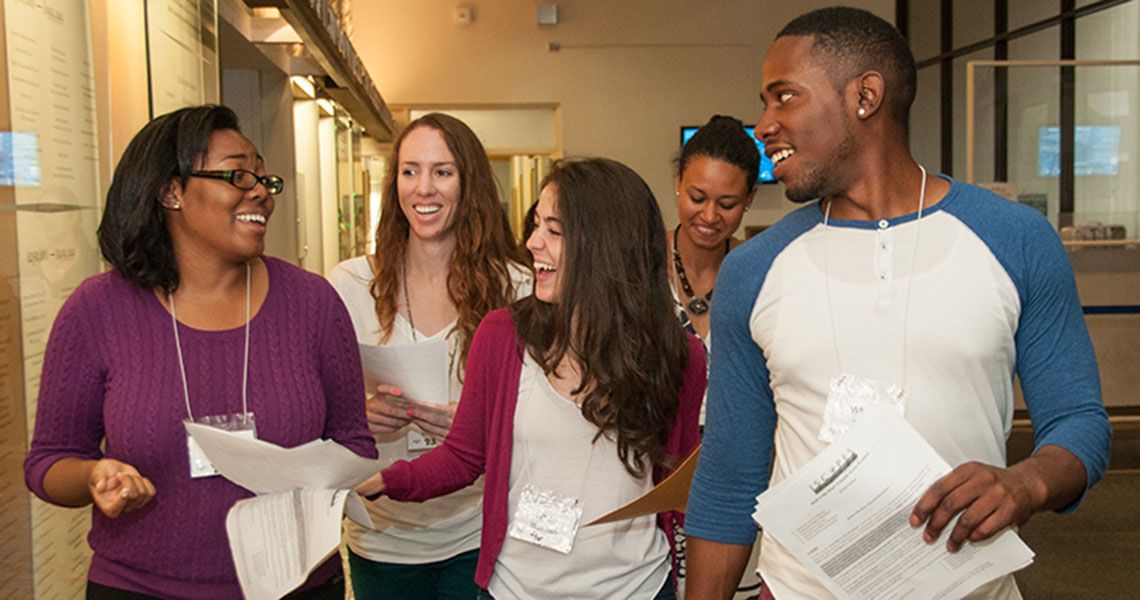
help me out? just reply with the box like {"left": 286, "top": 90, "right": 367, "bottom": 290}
{"left": 394, "top": 388, "right": 402, "bottom": 395}
{"left": 406, "top": 408, "right": 415, "bottom": 416}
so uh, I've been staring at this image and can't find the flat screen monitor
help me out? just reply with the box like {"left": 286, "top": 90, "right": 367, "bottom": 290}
{"left": 680, "top": 125, "right": 776, "bottom": 183}
{"left": 1037, "top": 125, "right": 1121, "bottom": 177}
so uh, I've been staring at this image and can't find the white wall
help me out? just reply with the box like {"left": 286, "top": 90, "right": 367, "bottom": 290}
{"left": 349, "top": 0, "right": 894, "bottom": 230}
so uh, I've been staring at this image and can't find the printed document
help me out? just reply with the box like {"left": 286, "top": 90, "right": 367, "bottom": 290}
{"left": 185, "top": 422, "right": 380, "bottom": 600}
{"left": 359, "top": 338, "right": 449, "bottom": 405}
{"left": 752, "top": 405, "right": 1034, "bottom": 600}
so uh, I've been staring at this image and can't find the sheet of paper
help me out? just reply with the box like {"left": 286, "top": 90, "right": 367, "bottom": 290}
{"left": 359, "top": 339, "right": 449, "bottom": 405}
{"left": 586, "top": 446, "right": 700, "bottom": 526}
{"left": 184, "top": 422, "right": 381, "bottom": 494}
{"left": 225, "top": 489, "right": 350, "bottom": 600}
{"left": 752, "top": 405, "right": 1034, "bottom": 600}
{"left": 185, "top": 423, "right": 384, "bottom": 598}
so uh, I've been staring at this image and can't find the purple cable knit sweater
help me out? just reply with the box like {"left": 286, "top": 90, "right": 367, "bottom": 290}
{"left": 24, "top": 257, "right": 377, "bottom": 600}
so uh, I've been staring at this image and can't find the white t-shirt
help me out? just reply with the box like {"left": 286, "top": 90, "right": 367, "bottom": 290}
{"left": 329, "top": 255, "right": 532, "bottom": 564}
{"left": 487, "top": 353, "right": 671, "bottom": 599}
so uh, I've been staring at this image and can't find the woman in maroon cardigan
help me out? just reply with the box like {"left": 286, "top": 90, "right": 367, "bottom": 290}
{"left": 358, "top": 158, "right": 705, "bottom": 599}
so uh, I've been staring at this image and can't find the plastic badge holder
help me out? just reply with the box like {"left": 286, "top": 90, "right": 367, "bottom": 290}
{"left": 818, "top": 373, "right": 905, "bottom": 443}
{"left": 507, "top": 483, "right": 583, "bottom": 554}
{"left": 186, "top": 413, "right": 257, "bottom": 478}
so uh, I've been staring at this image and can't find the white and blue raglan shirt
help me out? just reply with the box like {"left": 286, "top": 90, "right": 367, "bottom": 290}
{"left": 686, "top": 177, "right": 1111, "bottom": 599}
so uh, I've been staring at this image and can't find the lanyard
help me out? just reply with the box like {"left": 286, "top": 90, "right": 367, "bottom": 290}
{"left": 821, "top": 166, "right": 927, "bottom": 386}
{"left": 169, "top": 262, "right": 251, "bottom": 421}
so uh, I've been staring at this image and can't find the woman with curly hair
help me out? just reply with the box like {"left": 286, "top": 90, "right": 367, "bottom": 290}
{"left": 329, "top": 113, "right": 529, "bottom": 598}
{"left": 357, "top": 157, "right": 705, "bottom": 599}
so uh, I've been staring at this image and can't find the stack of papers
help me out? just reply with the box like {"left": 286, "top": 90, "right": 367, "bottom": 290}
{"left": 184, "top": 423, "right": 382, "bottom": 600}
{"left": 752, "top": 405, "right": 1034, "bottom": 600}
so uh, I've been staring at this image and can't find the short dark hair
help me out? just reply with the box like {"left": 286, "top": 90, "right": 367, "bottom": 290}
{"left": 677, "top": 115, "right": 760, "bottom": 193}
{"left": 778, "top": 7, "right": 917, "bottom": 127}
{"left": 511, "top": 158, "right": 691, "bottom": 478}
{"left": 97, "top": 105, "right": 241, "bottom": 293}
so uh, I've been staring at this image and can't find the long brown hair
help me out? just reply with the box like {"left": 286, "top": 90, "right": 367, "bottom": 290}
{"left": 370, "top": 113, "right": 521, "bottom": 371}
{"left": 510, "top": 158, "right": 691, "bottom": 478}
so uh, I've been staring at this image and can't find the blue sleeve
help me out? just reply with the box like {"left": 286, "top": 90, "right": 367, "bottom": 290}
{"left": 686, "top": 212, "right": 815, "bottom": 544}
{"left": 947, "top": 186, "right": 1110, "bottom": 510}
{"left": 1014, "top": 218, "right": 1110, "bottom": 509}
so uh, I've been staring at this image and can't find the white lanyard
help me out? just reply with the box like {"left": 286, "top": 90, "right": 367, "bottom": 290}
{"left": 169, "top": 262, "right": 252, "bottom": 421}
{"left": 821, "top": 166, "right": 927, "bottom": 388}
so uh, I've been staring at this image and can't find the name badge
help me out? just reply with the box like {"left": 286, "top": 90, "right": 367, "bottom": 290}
{"left": 406, "top": 430, "right": 440, "bottom": 452}
{"left": 186, "top": 413, "right": 257, "bottom": 478}
{"left": 819, "top": 373, "right": 905, "bottom": 443}
{"left": 507, "top": 483, "right": 582, "bottom": 554}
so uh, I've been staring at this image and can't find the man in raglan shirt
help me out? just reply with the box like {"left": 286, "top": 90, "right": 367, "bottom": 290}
{"left": 684, "top": 7, "right": 1111, "bottom": 599}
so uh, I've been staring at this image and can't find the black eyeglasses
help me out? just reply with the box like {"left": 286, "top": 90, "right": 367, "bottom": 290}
{"left": 190, "top": 169, "right": 285, "bottom": 195}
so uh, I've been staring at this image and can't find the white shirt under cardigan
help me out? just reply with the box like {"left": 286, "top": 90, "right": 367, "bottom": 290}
{"left": 487, "top": 353, "right": 671, "bottom": 599}
{"left": 329, "top": 255, "right": 531, "bottom": 564}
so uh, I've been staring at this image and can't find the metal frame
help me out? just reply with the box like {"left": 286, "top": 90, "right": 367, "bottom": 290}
{"left": 964, "top": 58, "right": 1140, "bottom": 183}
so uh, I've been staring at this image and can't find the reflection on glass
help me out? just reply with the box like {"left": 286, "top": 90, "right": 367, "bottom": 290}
{"left": 0, "top": 132, "right": 41, "bottom": 187}
{"left": 1037, "top": 126, "right": 1121, "bottom": 177}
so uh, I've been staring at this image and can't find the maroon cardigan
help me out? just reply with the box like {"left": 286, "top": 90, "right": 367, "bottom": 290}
{"left": 382, "top": 308, "right": 706, "bottom": 588}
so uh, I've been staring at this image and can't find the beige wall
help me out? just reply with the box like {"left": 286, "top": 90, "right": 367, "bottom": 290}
{"left": 349, "top": 0, "right": 894, "bottom": 230}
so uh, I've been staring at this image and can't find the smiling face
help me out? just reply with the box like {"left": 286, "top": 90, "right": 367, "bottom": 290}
{"left": 676, "top": 155, "right": 752, "bottom": 250}
{"left": 165, "top": 128, "right": 273, "bottom": 263}
{"left": 397, "top": 125, "right": 461, "bottom": 244}
{"left": 755, "top": 35, "right": 859, "bottom": 203}
{"left": 525, "top": 184, "right": 564, "bottom": 304}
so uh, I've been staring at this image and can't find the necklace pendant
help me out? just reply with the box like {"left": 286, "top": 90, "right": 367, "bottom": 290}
{"left": 687, "top": 296, "right": 710, "bottom": 315}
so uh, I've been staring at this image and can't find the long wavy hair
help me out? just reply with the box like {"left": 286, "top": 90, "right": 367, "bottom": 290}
{"left": 510, "top": 158, "right": 691, "bottom": 478}
{"left": 97, "top": 105, "right": 241, "bottom": 293}
{"left": 370, "top": 113, "right": 522, "bottom": 372}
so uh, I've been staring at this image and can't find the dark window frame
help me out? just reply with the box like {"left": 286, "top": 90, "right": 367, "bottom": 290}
{"left": 902, "top": 0, "right": 1132, "bottom": 223}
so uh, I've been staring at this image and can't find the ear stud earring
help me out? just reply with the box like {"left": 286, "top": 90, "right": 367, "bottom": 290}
{"left": 858, "top": 108, "right": 866, "bottom": 117}
{"left": 172, "top": 202, "right": 182, "bottom": 210}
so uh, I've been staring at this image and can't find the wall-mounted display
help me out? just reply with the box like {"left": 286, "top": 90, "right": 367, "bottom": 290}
{"left": 146, "top": 0, "right": 219, "bottom": 116}
{"left": 2, "top": 0, "right": 103, "bottom": 597}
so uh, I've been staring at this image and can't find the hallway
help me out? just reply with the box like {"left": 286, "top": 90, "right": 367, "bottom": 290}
{"left": 1013, "top": 419, "right": 1140, "bottom": 598}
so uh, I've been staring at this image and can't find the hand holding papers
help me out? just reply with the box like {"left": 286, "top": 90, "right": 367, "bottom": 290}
{"left": 184, "top": 423, "right": 381, "bottom": 600}
{"left": 752, "top": 405, "right": 1034, "bottom": 600}
{"left": 359, "top": 338, "right": 452, "bottom": 451}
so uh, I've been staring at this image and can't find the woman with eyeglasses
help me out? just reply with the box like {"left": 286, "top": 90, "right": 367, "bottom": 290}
{"left": 24, "top": 105, "right": 376, "bottom": 599}
{"left": 356, "top": 158, "right": 705, "bottom": 599}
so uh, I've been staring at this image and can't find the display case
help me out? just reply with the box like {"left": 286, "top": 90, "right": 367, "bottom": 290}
{"left": 966, "top": 59, "right": 1140, "bottom": 247}
{"left": 966, "top": 59, "right": 1140, "bottom": 408}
